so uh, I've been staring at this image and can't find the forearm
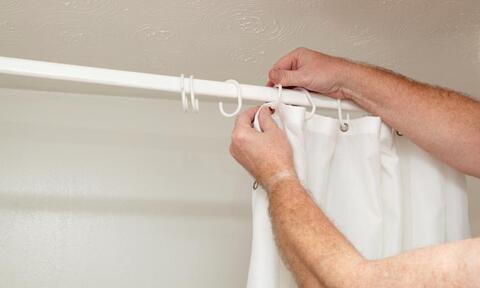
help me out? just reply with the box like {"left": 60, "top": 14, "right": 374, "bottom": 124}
{"left": 267, "top": 178, "right": 480, "bottom": 288}
{"left": 370, "top": 238, "right": 480, "bottom": 287}
{"left": 267, "top": 178, "right": 366, "bottom": 287}
{"left": 339, "top": 62, "right": 480, "bottom": 177}
{"left": 281, "top": 251, "right": 325, "bottom": 288}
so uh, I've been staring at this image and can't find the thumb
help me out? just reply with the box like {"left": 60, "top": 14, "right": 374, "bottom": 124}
{"left": 268, "top": 69, "right": 301, "bottom": 87}
{"left": 258, "top": 107, "right": 278, "bottom": 132}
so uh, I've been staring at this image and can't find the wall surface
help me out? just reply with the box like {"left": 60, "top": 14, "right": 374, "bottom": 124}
{"left": 0, "top": 1, "right": 479, "bottom": 287}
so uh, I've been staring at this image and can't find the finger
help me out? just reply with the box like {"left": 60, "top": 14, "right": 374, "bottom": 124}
{"left": 268, "top": 48, "right": 306, "bottom": 87}
{"left": 268, "top": 69, "right": 303, "bottom": 87}
{"left": 271, "top": 48, "right": 302, "bottom": 71}
{"left": 234, "top": 106, "right": 259, "bottom": 129}
{"left": 258, "top": 107, "right": 278, "bottom": 132}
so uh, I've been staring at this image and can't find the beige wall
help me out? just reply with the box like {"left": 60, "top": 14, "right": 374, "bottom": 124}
{"left": 0, "top": 89, "right": 253, "bottom": 287}
{"left": 0, "top": 1, "right": 479, "bottom": 287}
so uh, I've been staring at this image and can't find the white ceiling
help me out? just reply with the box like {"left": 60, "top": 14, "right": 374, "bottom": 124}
{"left": 0, "top": 0, "right": 479, "bottom": 97}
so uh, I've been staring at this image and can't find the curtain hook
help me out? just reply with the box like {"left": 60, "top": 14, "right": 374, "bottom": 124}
{"left": 189, "top": 75, "right": 199, "bottom": 112}
{"left": 219, "top": 79, "right": 243, "bottom": 117}
{"left": 274, "top": 84, "right": 284, "bottom": 106}
{"left": 180, "top": 74, "right": 189, "bottom": 112}
{"left": 294, "top": 87, "right": 316, "bottom": 120}
{"left": 253, "top": 84, "right": 283, "bottom": 132}
{"left": 337, "top": 99, "right": 350, "bottom": 132}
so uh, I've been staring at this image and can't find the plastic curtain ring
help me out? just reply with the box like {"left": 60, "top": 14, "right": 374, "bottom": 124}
{"left": 180, "top": 74, "right": 188, "bottom": 112}
{"left": 253, "top": 84, "right": 284, "bottom": 132}
{"left": 219, "top": 79, "right": 242, "bottom": 117}
{"left": 337, "top": 99, "right": 350, "bottom": 132}
{"left": 294, "top": 87, "right": 316, "bottom": 120}
{"left": 190, "top": 75, "right": 199, "bottom": 112}
{"left": 275, "top": 84, "right": 284, "bottom": 105}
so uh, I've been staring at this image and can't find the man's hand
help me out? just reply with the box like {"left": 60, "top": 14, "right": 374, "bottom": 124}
{"left": 267, "top": 47, "right": 354, "bottom": 99}
{"left": 229, "top": 106, "right": 296, "bottom": 189}
{"left": 269, "top": 47, "right": 480, "bottom": 177}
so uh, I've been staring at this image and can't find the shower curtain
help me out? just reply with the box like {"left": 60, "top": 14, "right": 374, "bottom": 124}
{"left": 247, "top": 103, "right": 470, "bottom": 288}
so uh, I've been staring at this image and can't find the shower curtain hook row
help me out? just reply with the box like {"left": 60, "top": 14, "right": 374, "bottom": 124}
{"left": 218, "top": 79, "right": 243, "bottom": 117}
{"left": 190, "top": 75, "right": 199, "bottom": 112}
{"left": 337, "top": 99, "right": 350, "bottom": 132}
{"left": 180, "top": 74, "right": 189, "bottom": 112}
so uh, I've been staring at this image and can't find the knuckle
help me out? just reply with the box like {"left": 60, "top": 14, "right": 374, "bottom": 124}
{"left": 232, "top": 131, "right": 247, "bottom": 144}
{"left": 295, "top": 47, "right": 308, "bottom": 54}
{"left": 276, "top": 72, "right": 289, "bottom": 86}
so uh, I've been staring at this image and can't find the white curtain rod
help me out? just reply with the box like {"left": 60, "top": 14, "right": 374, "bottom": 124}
{"left": 0, "top": 56, "right": 364, "bottom": 112}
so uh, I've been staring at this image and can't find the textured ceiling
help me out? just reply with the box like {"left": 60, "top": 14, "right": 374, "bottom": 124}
{"left": 0, "top": 0, "right": 479, "bottom": 97}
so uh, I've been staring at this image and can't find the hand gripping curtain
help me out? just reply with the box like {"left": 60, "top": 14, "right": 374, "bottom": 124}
{"left": 247, "top": 103, "right": 470, "bottom": 288}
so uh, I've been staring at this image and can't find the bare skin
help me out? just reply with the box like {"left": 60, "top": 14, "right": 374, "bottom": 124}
{"left": 229, "top": 48, "right": 480, "bottom": 287}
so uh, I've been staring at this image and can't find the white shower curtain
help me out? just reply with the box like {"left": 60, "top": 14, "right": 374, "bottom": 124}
{"left": 247, "top": 103, "right": 470, "bottom": 288}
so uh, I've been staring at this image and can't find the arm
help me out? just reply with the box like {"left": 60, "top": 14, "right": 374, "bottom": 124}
{"left": 230, "top": 108, "right": 323, "bottom": 287}
{"left": 267, "top": 48, "right": 480, "bottom": 177}
{"left": 268, "top": 176, "right": 480, "bottom": 288}
{"left": 230, "top": 107, "right": 480, "bottom": 288}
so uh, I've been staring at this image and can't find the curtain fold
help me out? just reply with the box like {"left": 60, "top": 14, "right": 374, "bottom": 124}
{"left": 247, "top": 104, "right": 470, "bottom": 288}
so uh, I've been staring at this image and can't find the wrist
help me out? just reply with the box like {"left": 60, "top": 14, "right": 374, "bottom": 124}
{"left": 260, "top": 170, "right": 299, "bottom": 193}
{"left": 335, "top": 58, "right": 366, "bottom": 101}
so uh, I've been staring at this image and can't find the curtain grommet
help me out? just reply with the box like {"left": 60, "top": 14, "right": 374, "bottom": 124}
{"left": 340, "top": 123, "right": 349, "bottom": 132}
{"left": 337, "top": 99, "right": 350, "bottom": 133}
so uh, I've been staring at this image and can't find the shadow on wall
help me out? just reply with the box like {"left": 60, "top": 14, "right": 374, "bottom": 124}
{"left": 467, "top": 176, "right": 480, "bottom": 236}
{"left": 0, "top": 192, "right": 249, "bottom": 219}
